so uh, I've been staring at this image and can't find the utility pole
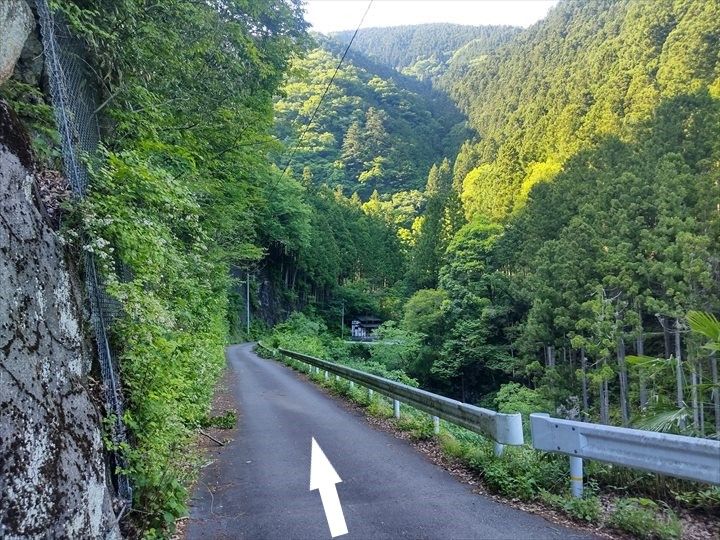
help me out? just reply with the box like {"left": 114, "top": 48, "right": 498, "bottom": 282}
{"left": 246, "top": 271, "right": 250, "bottom": 336}
{"left": 341, "top": 302, "right": 345, "bottom": 339}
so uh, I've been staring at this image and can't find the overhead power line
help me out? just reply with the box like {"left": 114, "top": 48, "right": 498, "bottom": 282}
{"left": 278, "top": 0, "right": 374, "bottom": 182}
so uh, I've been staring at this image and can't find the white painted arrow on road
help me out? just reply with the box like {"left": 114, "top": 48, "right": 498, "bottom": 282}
{"left": 310, "top": 437, "right": 348, "bottom": 538}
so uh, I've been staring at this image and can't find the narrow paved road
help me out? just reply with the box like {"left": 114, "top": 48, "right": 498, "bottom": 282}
{"left": 187, "top": 344, "right": 593, "bottom": 539}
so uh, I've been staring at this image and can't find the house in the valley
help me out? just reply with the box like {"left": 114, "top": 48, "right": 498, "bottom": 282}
{"left": 350, "top": 316, "right": 382, "bottom": 341}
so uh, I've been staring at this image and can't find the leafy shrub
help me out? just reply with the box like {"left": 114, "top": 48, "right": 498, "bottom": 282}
{"left": 0, "top": 79, "right": 61, "bottom": 167}
{"left": 396, "top": 410, "right": 435, "bottom": 440}
{"left": 367, "top": 395, "right": 393, "bottom": 418}
{"left": 268, "top": 312, "right": 332, "bottom": 358}
{"left": 494, "top": 382, "right": 552, "bottom": 417}
{"left": 438, "top": 432, "right": 465, "bottom": 459}
{"left": 540, "top": 491, "right": 602, "bottom": 522}
{"left": 437, "top": 425, "right": 569, "bottom": 501}
{"left": 368, "top": 321, "right": 425, "bottom": 372}
{"left": 74, "top": 147, "right": 230, "bottom": 534}
{"left": 609, "top": 498, "right": 682, "bottom": 540}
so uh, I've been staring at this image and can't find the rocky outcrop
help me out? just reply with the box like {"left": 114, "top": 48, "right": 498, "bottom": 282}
{"left": 13, "top": 18, "right": 45, "bottom": 88}
{"left": 0, "top": 1, "right": 32, "bottom": 85}
{"left": 0, "top": 100, "right": 120, "bottom": 538}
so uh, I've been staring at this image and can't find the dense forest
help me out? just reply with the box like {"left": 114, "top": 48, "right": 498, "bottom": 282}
{"left": 273, "top": 0, "right": 720, "bottom": 438}
{"left": 274, "top": 35, "right": 467, "bottom": 196}
{"left": 332, "top": 23, "right": 520, "bottom": 82}
{"left": 267, "top": 3, "right": 720, "bottom": 530}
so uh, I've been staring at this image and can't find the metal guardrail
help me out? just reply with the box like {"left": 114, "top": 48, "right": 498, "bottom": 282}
{"left": 531, "top": 413, "right": 720, "bottom": 496}
{"left": 258, "top": 343, "right": 720, "bottom": 498}
{"left": 259, "top": 344, "right": 523, "bottom": 451}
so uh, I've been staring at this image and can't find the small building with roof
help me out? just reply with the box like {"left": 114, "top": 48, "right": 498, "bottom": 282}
{"left": 350, "top": 316, "right": 382, "bottom": 341}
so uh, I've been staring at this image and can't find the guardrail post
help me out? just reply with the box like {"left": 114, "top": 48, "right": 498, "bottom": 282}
{"left": 350, "top": 381, "right": 355, "bottom": 389}
{"left": 433, "top": 416, "right": 440, "bottom": 435}
{"left": 494, "top": 442, "right": 504, "bottom": 457}
{"left": 393, "top": 399, "right": 400, "bottom": 418}
{"left": 324, "top": 370, "right": 328, "bottom": 380}
{"left": 368, "top": 389, "right": 374, "bottom": 399}
{"left": 570, "top": 456, "right": 583, "bottom": 498}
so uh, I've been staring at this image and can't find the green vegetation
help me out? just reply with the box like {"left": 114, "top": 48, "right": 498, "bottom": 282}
{"left": 274, "top": 37, "right": 465, "bottom": 196}
{"left": 299, "top": 0, "right": 720, "bottom": 441}
{"left": 12, "top": 0, "right": 716, "bottom": 535}
{"left": 200, "top": 410, "right": 237, "bottom": 430}
{"left": 265, "top": 313, "right": 420, "bottom": 386}
{"left": 260, "top": 0, "right": 720, "bottom": 533}
{"left": 332, "top": 24, "right": 520, "bottom": 82}
{"left": 54, "top": 0, "right": 309, "bottom": 535}
{"left": 609, "top": 498, "right": 682, "bottom": 540}
{"left": 540, "top": 491, "right": 602, "bottom": 523}
{"left": 0, "top": 79, "right": 60, "bottom": 165}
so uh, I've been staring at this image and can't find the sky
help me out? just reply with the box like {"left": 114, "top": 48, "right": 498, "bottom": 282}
{"left": 304, "top": 0, "right": 559, "bottom": 34}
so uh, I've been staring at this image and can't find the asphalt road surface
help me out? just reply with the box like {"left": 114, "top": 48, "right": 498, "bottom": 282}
{"left": 187, "top": 343, "right": 594, "bottom": 540}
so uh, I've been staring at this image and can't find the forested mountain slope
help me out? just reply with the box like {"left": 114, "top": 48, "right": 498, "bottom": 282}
{"left": 276, "top": 0, "right": 720, "bottom": 443}
{"left": 396, "top": 0, "right": 720, "bottom": 432}
{"left": 332, "top": 23, "right": 520, "bottom": 81}
{"left": 446, "top": 0, "right": 720, "bottom": 220}
{"left": 274, "top": 36, "right": 468, "bottom": 196}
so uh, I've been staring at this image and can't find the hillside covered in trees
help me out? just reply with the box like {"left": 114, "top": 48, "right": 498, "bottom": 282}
{"left": 275, "top": 0, "right": 720, "bottom": 443}
{"left": 268, "top": 2, "right": 720, "bottom": 531}
{"left": 332, "top": 23, "right": 520, "bottom": 82}
{"left": 274, "top": 35, "right": 469, "bottom": 196}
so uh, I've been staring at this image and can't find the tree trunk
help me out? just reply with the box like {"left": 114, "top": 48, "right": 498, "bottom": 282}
{"left": 675, "top": 318, "right": 686, "bottom": 429}
{"left": 636, "top": 334, "right": 648, "bottom": 409}
{"left": 545, "top": 345, "right": 556, "bottom": 368}
{"left": 711, "top": 352, "right": 720, "bottom": 436}
{"left": 698, "top": 362, "right": 705, "bottom": 436}
{"left": 660, "top": 317, "right": 672, "bottom": 358}
{"left": 674, "top": 319, "right": 684, "bottom": 405}
{"left": 663, "top": 317, "right": 672, "bottom": 359}
{"left": 691, "top": 359, "right": 700, "bottom": 432}
{"left": 618, "top": 337, "right": 629, "bottom": 426}
{"left": 580, "top": 349, "right": 589, "bottom": 415}
{"left": 599, "top": 377, "right": 610, "bottom": 425}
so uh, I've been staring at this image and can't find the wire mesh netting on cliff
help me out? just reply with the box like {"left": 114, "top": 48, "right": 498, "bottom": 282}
{"left": 36, "top": 0, "right": 132, "bottom": 505}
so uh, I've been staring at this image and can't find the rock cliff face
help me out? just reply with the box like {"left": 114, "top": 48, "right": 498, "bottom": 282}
{"left": 0, "top": 1, "right": 33, "bottom": 85}
{"left": 0, "top": 98, "right": 120, "bottom": 537}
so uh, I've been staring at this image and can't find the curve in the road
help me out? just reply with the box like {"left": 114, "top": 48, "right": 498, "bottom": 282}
{"left": 187, "top": 343, "right": 595, "bottom": 540}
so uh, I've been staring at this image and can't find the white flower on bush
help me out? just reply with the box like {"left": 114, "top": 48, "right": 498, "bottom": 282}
{"left": 83, "top": 237, "right": 112, "bottom": 258}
